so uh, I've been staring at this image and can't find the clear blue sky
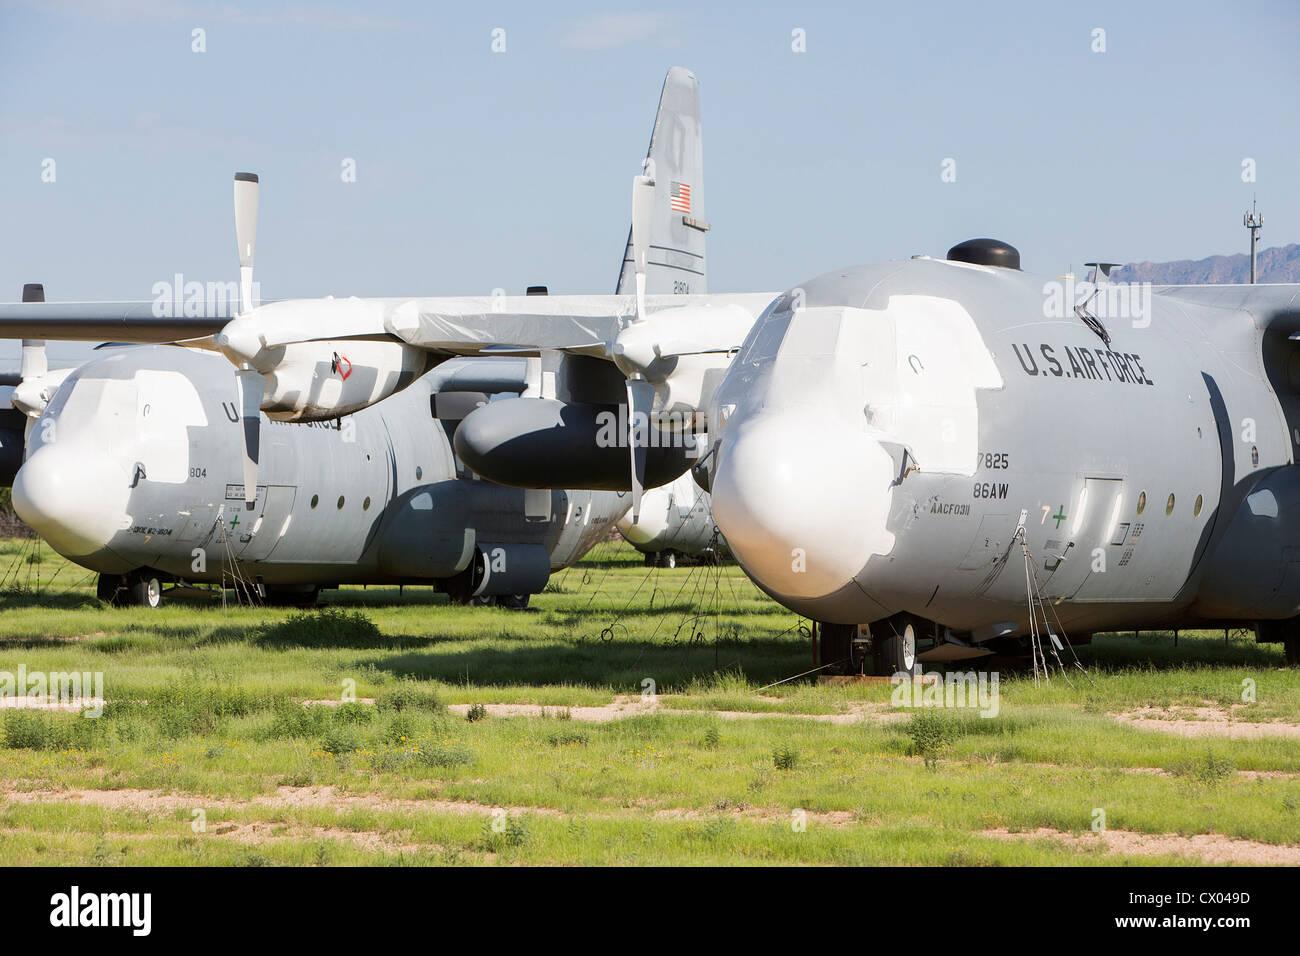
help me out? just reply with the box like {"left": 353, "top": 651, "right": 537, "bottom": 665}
{"left": 1, "top": 0, "right": 1296, "bottom": 367}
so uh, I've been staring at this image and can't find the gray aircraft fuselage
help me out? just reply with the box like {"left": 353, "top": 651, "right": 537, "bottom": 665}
{"left": 13, "top": 345, "right": 627, "bottom": 594}
{"left": 708, "top": 254, "right": 1300, "bottom": 647}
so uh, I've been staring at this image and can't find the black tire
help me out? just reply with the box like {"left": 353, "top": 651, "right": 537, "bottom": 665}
{"left": 125, "top": 571, "right": 162, "bottom": 609}
{"left": 498, "top": 593, "right": 530, "bottom": 610}
{"left": 1255, "top": 620, "right": 1300, "bottom": 666}
{"left": 659, "top": 551, "right": 677, "bottom": 570}
{"left": 643, "top": 552, "right": 657, "bottom": 567}
{"left": 872, "top": 615, "right": 920, "bottom": 677}
{"left": 816, "top": 622, "right": 857, "bottom": 674}
{"left": 441, "top": 551, "right": 488, "bottom": 605}
{"left": 96, "top": 574, "right": 124, "bottom": 606}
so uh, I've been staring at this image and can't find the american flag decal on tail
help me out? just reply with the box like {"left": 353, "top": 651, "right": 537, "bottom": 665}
{"left": 670, "top": 181, "right": 691, "bottom": 213}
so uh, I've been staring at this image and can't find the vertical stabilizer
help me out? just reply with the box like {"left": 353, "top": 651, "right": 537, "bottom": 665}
{"left": 615, "top": 67, "right": 708, "bottom": 296}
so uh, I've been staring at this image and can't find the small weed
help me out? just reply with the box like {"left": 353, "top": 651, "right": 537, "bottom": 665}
{"left": 257, "top": 608, "right": 387, "bottom": 649}
{"left": 317, "top": 726, "right": 362, "bottom": 756}
{"left": 905, "top": 711, "right": 960, "bottom": 767}
{"left": 376, "top": 682, "right": 441, "bottom": 714}
{"left": 479, "top": 814, "right": 529, "bottom": 852}
{"left": 549, "top": 729, "right": 589, "bottom": 747}
{"left": 3, "top": 712, "right": 71, "bottom": 750}
{"left": 1170, "top": 751, "right": 1236, "bottom": 786}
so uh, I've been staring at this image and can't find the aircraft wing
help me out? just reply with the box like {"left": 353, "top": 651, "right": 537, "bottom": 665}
{"left": 0, "top": 300, "right": 231, "bottom": 342}
{"left": 0, "top": 292, "right": 776, "bottom": 356}
{"left": 383, "top": 292, "right": 777, "bottom": 358}
{"left": 1157, "top": 285, "right": 1300, "bottom": 334}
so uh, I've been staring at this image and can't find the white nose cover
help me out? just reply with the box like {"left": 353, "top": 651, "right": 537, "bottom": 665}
{"left": 13, "top": 440, "right": 131, "bottom": 557}
{"left": 711, "top": 296, "right": 1001, "bottom": 601}
{"left": 712, "top": 413, "right": 896, "bottom": 599}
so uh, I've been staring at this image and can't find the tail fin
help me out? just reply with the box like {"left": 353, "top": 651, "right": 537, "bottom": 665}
{"left": 615, "top": 67, "right": 708, "bottom": 296}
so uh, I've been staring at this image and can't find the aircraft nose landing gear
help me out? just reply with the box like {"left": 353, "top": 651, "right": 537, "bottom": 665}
{"left": 813, "top": 621, "right": 864, "bottom": 675}
{"left": 815, "top": 614, "right": 924, "bottom": 677}
{"left": 97, "top": 570, "right": 162, "bottom": 608}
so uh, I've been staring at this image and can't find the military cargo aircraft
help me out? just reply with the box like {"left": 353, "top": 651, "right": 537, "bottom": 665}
{"left": 6, "top": 336, "right": 631, "bottom": 608}
{"left": 700, "top": 240, "right": 1300, "bottom": 671}
{"left": 616, "top": 464, "right": 721, "bottom": 568}
{"left": 4, "top": 67, "right": 1297, "bottom": 675}
{"left": 0, "top": 68, "right": 764, "bottom": 607}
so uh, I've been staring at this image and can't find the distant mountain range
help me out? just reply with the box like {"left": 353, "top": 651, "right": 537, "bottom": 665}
{"left": 1110, "top": 243, "right": 1300, "bottom": 285}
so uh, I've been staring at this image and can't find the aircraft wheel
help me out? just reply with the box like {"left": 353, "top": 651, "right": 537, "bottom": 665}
{"left": 815, "top": 622, "right": 857, "bottom": 674}
{"left": 498, "top": 594, "right": 530, "bottom": 610}
{"left": 659, "top": 551, "right": 677, "bottom": 570}
{"left": 872, "top": 615, "right": 920, "bottom": 677}
{"left": 470, "top": 595, "right": 497, "bottom": 607}
{"left": 96, "top": 574, "right": 125, "bottom": 606}
{"left": 125, "top": 571, "right": 163, "bottom": 609}
{"left": 1255, "top": 620, "right": 1300, "bottom": 666}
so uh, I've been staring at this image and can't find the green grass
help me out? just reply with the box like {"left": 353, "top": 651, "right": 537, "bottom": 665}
{"left": 0, "top": 536, "right": 1297, "bottom": 866}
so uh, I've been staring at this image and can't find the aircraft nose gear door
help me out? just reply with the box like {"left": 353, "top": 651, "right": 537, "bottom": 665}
{"left": 1042, "top": 477, "right": 1122, "bottom": 600}
{"left": 230, "top": 485, "right": 298, "bottom": 562}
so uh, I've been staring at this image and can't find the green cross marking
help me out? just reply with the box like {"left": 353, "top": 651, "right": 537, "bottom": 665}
{"left": 229, "top": 514, "right": 240, "bottom": 530}
{"left": 1052, "top": 505, "right": 1066, "bottom": 529}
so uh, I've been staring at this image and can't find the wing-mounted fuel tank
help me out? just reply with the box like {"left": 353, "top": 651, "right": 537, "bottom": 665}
{"left": 452, "top": 397, "right": 697, "bottom": 491}
{"left": 1193, "top": 466, "right": 1300, "bottom": 619}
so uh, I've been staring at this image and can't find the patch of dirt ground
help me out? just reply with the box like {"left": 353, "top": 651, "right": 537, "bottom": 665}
{"left": 653, "top": 806, "right": 855, "bottom": 827}
{"left": 1110, "top": 705, "right": 1300, "bottom": 739}
{"left": 207, "top": 820, "right": 422, "bottom": 855}
{"left": 0, "top": 785, "right": 853, "bottom": 838}
{"left": 0, "top": 785, "right": 561, "bottom": 819}
{"left": 445, "top": 696, "right": 906, "bottom": 725}
{"left": 0, "top": 695, "right": 103, "bottom": 713}
{"left": 983, "top": 827, "right": 1300, "bottom": 865}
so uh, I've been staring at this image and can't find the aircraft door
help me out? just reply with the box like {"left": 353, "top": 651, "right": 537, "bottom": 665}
{"left": 232, "top": 485, "right": 298, "bottom": 562}
{"left": 1042, "top": 477, "right": 1122, "bottom": 600}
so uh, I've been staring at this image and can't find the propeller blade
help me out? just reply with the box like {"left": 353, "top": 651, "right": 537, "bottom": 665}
{"left": 626, "top": 377, "right": 655, "bottom": 523}
{"left": 233, "top": 172, "right": 259, "bottom": 315}
{"left": 19, "top": 340, "right": 46, "bottom": 383}
{"left": 12, "top": 284, "right": 48, "bottom": 418}
{"left": 630, "top": 174, "right": 655, "bottom": 323}
{"left": 235, "top": 368, "right": 263, "bottom": 504}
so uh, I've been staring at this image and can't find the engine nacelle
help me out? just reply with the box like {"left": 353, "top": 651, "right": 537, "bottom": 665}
{"left": 611, "top": 303, "right": 755, "bottom": 429}
{"left": 260, "top": 340, "right": 429, "bottom": 422}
